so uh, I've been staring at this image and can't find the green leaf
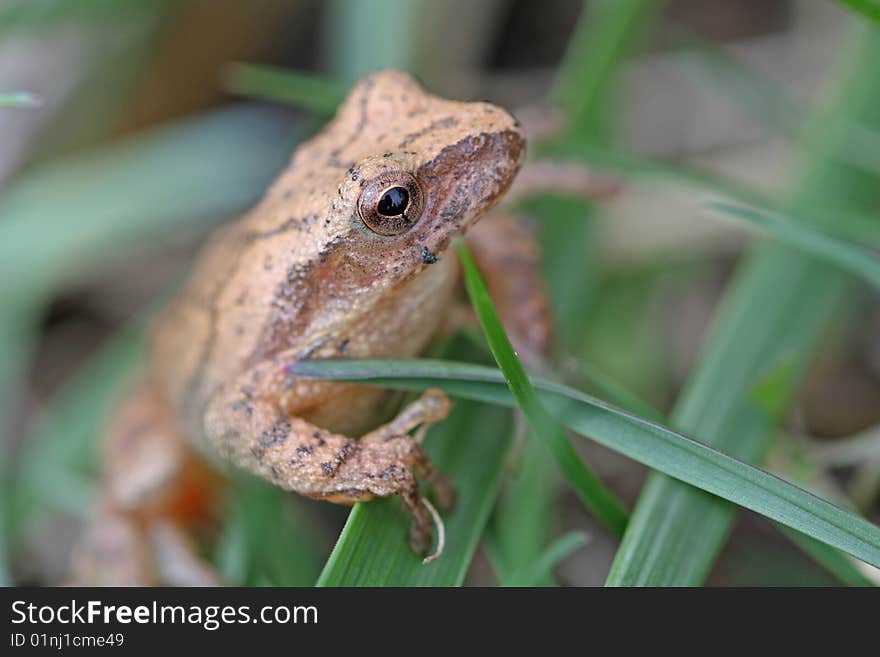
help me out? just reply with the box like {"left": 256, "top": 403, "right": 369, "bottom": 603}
{"left": 215, "top": 477, "right": 324, "bottom": 587}
{"left": 317, "top": 397, "right": 514, "bottom": 586}
{"left": 553, "top": 0, "right": 659, "bottom": 145}
{"left": 836, "top": 0, "right": 880, "bottom": 23}
{"left": 0, "top": 106, "right": 299, "bottom": 305}
{"left": 457, "top": 242, "right": 629, "bottom": 537}
{"left": 5, "top": 330, "right": 143, "bottom": 548}
{"left": 290, "top": 357, "right": 880, "bottom": 570}
{"left": 709, "top": 201, "right": 880, "bottom": 289}
{"left": 222, "top": 64, "right": 345, "bottom": 115}
{"left": 502, "top": 531, "right": 590, "bottom": 587}
{"left": 327, "top": 0, "right": 425, "bottom": 85}
{"left": 487, "top": 436, "right": 560, "bottom": 586}
{"left": 607, "top": 24, "right": 880, "bottom": 586}
{"left": 777, "top": 525, "right": 875, "bottom": 587}
{"left": 0, "top": 92, "right": 41, "bottom": 107}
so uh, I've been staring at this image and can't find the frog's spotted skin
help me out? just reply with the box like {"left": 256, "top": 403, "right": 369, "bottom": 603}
{"left": 71, "top": 71, "right": 526, "bottom": 583}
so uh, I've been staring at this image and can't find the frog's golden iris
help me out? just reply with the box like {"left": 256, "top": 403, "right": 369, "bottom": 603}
{"left": 357, "top": 169, "right": 425, "bottom": 235}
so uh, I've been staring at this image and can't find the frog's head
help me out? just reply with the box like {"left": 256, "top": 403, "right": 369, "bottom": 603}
{"left": 281, "top": 70, "right": 525, "bottom": 295}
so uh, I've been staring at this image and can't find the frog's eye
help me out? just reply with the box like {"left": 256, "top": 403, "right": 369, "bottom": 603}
{"left": 358, "top": 171, "right": 424, "bottom": 235}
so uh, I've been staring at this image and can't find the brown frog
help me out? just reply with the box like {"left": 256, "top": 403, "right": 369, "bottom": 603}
{"left": 70, "top": 70, "right": 615, "bottom": 585}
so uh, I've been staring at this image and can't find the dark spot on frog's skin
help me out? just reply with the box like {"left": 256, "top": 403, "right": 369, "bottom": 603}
{"left": 296, "top": 445, "right": 314, "bottom": 457}
{"left": 383, "top": 152, "right": 392, "bottom": 157}
{"left": 338, "top": 338, "right": 350, "bottom": 354}
{"left": 321, "top": 462, "right": 334, "bottom": 475}
{"left": 259, "top": 417, "right": 291, "bottom": 448}
{"left": 359, "top": 178, "right": 367, "bottom": 188}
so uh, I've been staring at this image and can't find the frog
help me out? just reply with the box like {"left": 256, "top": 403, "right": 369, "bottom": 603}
{"left": 68, "top": 70, "right": 618, "bottom": 585}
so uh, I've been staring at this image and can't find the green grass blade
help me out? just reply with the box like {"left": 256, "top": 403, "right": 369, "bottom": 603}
{"left": 457, "top": 243, "right": 629, "bottom": 537}
{"left": 215, "top": 477, "right": 324, "bottom": 587}
{"left": 291, "top": 357, "right": 880, "bottom": 569}
{"left": 607, "top": 25, "right": 880, "bottom": 586}
{"left": 709, "top": 201, "right": 880, "bottom": 288}
{"left": 6, "top": 330, "right": 144, "bottom": 550}
{"left": 502, "top": 531, "right": 590, "bottom": 587}
{"left": 0, "top": 92, "right": 41, "bottom": 107}
{"left": 777, "top": 525, "right": 875, "bottom": 587}
{"left": 327, "top": 0, "right": 425, "bottom": 85}
{"left": 553, "top": 0, "right": 659, "bottom": 145}
{"left": 0, "top": 107, "right": 299, "bottom": 305}
{"left": 317, "top": 398, "right": 514, "bottom": 586}
{"left": 222, "top": 64, "right": 345, "bottom": 115}
{"left": 579, "top": 361, "right": 873, "bottom": 586}
{"left": 487, "top": 436, "right": 560, "bottom": 586}
{"left": 836, "top": 0, "right": 880, "bottom": 22}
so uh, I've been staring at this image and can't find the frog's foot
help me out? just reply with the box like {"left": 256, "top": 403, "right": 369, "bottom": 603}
{"left": 208, "top": 387, "right": 456, "bottom": 558}
{"left": 358, "top": 388, "right": 456, "bottom": 513}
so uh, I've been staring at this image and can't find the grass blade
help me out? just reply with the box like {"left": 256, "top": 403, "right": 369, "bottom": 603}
{"left": 708, "top": 201, "right": 880, "bottom": 288}
{"left": 777, "top": 525, "right": 874, "bottom": 587}
{"left": 291, "top": 357, "right": 880, "bottom": 569}
{"left": 0, "top": 92, "right": 41, "bottom": 107}
{"left": 501, "top": 531, "right": 590, "bottom": 587}
{"left": 836, "top": 0, "right": 880, "bottom": 22}
{"left": 457, "top": 242, "right": 629, "bottom": 537}
{"left": 553, "top": 0, "right": 659, "bottom": 145}
{"left": 0, "top": 106, "right": 299, "bottom": 304}
{"left": 606, "top": 23, "right": 880, "bottom": 586}
{"left": 222, "top": 64, "right": 345, "bottom": 115}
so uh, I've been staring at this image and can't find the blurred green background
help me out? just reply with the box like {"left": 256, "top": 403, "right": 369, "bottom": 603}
{"left": 1, "top": 0, "right": 879, "bottom": 587}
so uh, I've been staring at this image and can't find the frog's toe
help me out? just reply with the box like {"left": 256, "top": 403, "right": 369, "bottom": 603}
{"left": 409, "top": 520, "right": 433, "bottom": 557}
{"left": 429, "top": 472, "right": 457, "bottom": 512}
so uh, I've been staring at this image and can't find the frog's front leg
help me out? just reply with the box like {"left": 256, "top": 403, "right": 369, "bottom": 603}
{"left": 204, "top": 380, "right": 454, "bottom": 556}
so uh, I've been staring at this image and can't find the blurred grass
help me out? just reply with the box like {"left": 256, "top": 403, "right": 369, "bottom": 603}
{"left": 223, "top": 63, "right": 345, "bottom": 115}
{"left": 836, "top": 1, "right": 880, "bottom": 23}
{"left": 0, "top": 92, "right": 41, "bottom": 107}
{"left": 607, "top": 23, "right": 880, "bottom": 586}
{"left": 709, "top": 201, "right": 880, "bottom": 288}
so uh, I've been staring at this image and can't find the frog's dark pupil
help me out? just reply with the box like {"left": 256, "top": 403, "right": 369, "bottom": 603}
{"left": 377, "top": 186, "right": 409, "bottom": 216}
